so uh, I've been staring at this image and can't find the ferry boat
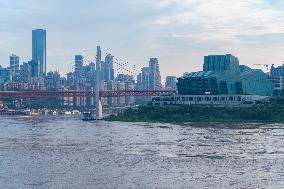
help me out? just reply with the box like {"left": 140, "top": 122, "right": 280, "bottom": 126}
{"left": 82, "top": 112, "right": 96, "bottom": 121}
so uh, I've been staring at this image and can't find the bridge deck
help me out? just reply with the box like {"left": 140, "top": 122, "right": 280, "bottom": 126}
{"left": 0, "top": 90, "right": 177, "bottom": 99}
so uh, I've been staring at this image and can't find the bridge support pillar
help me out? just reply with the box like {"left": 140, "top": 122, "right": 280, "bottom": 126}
{"left": 95, "top": 46, "right": 103, "bottom": 120}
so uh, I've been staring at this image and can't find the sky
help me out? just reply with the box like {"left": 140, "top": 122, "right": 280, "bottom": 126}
{"left": 1, "top": 0, "right": 284, "bottom": 80}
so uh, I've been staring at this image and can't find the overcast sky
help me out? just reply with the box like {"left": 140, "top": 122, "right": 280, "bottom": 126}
{"left": 1, "top": 0, "right": 284, "bottom": 79}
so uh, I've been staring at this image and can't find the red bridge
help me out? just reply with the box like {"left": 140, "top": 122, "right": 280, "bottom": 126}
{"left": 0, "top": 90, "right": 177, "bottom": 99}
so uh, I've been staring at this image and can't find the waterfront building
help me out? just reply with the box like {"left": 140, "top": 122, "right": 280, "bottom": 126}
{"left": 32, "top": 29, "right": 46, "bottom": 77}
{"left": 9, "top": 54, "right": 19, "bottom": 80}
{"left": 153, "top": 94, "right": 270, "bottom": 107}
{"left": 177, "top": 54, "right": 273, "bottom": 96}
{"left": 165, "top": 76, "right": 177, "bottom": 90}
{"left": 270, "top": 64, "right": 284, "bottom": 91}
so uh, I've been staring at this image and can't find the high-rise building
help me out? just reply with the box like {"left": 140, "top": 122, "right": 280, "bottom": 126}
{"left": 0, "top": 68, "right": 12, "bottom": 82}
{"left": 165, "top": 76, "right": 177, "bottom": 90}
{"left": 28, "top": 60, "right": 39, "bottom": 78}
{"left": 20, "top": 62, "right": 32, "bottom": 83}
{"left": 9, "top": 54, "right": 19, "bottom": 80}
{"left": 148, "top": 58, "right": 161, "bottom": 90}
{"left": 74, "top": 55, "right": 84, "bottom": 77}
{"left": 104, "top": 54, "right": 114, "bottom": 81}
{"left": 32, "top": 29, "right": 46, "bottom": 78}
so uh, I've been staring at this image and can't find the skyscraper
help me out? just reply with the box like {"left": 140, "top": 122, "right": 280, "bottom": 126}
{"left": 74, "top": 55, "right": 84, "bottom": 77}
{"left": 32, "top": 29, "right": 46, "bottom": 78}
{"left": 9, "top": 54, "right": 19, "bottom": 80}
{"left": 165, "top": 76, "right": 177, "bottom": 90}
{"left": 148, "top": 58, "right": 161, "bottom": 90}
{"left": 104, "top": 54, "right": 114, "bottom": 81}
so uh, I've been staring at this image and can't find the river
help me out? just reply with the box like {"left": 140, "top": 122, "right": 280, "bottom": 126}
{"left": 0, "top": 116, "right": 283, "bottom": 189}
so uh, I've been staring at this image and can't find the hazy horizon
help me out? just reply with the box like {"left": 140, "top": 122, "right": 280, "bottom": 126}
{"left": 1, "top": 0, "right": 284, "bottom": 79}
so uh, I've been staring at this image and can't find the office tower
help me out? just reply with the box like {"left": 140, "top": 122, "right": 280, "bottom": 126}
{"left": 104, "top": 54, "right": 114, "bottom": 81}
{"left": 74, "top": 55, "right": 84, "bottom": 77}
{"left": 9, "top": 54, "right": 19, "bottom": 80}
{"left": 45, "top": 71, "right": 61, "bottom": 90}
{"left": 20, "top": 62, "right": 32, "bottom": 83}
{"left": 165, "top": 76, "right": 177, "bottom": 90}
{"left": 28, "top": 60, "right": 39, "bottom": 78}
{"left": 135, "top": 67, "right": 150, "bottom": 102}
{"left": 0, "top": 68, "right": 12, "bottom": 82}
{"left": 148, "top": 58, "right": 161, "bottom": 90}
{"left": 140, "top": 67, "right": 149, "bottom": 90}
{"left": 32, "top": 29, "right": 46, "bottom": 78}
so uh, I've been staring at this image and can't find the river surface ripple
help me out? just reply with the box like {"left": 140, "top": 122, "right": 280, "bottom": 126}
{"left": 0, "top": 116, "right": 284, "bottom": 189}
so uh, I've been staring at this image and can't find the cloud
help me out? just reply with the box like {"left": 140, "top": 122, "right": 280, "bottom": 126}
{"left": 154, "top": 0, "right": 284, "bottom": 44}
{"left": 0, "top": 0, "right": 284, "bottom": 78}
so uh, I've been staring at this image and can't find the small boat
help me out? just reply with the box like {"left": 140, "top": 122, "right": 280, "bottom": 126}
{"left": 30, "top": 110, "right": 40, "bottom": 116}
{"left": 72, "top": 110, "right": 81, "bottom": 115}
{"left": 52, "top": 111, "right": 58, "bottom": 116}
{"left": 19, "top": 109, "right": 31, "bottom": 115}
{"left": 82, "top": 112, "right": 96, "bottom": 121}
{"left": 62, "top": 111, "right": 72, "bottom": 115}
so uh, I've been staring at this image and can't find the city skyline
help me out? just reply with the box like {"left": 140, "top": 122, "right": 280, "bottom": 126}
{"left": 1, "top": 0, "right": 284, "bottom": 78}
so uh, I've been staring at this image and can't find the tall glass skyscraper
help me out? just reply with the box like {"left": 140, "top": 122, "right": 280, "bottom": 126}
{"left": 32, "top": 29, "right": 46, "bottom": 78}
{"left": 9, "top": 54, "right": 19, "bottom": 78}
{"left": 104, "top": 54, "right": 114, "bottom": 81}
{"left": 148, "top": 58, "right": 161, "bottom": 90}
{"left": 74, "top": 55, "right": 84, "bottom": 77}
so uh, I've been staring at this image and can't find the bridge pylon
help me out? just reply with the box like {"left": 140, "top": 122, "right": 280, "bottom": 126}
{"left": 95, "top": 46, "right": 103, "bottom": 120}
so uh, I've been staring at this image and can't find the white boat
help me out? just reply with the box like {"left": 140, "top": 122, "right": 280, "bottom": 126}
{"left": 72, "top": 110, "right": 81, "bottom": 115}
{"left": 62, "top": 111, "right": 72, "bottom": 115}
{"left": 52, "top": 111, "right": 58, "bottom": 116}
{"left": 30, "top": 111, "right": 40, "bottom": 116}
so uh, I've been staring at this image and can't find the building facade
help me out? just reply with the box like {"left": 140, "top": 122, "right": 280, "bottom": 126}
{"left": 9, "top": 54, "right": 19, "bottom": 80}
{"left": 165, "top": 76, "right": 177, "bottom": 90}
{"left": 270, "top": 64, "right": 284, "bottom": 91}
{"left": 177, "top": 54, "right": 273, "bottom": 96}
{"left": 148, "top": 58, "right": 162, "bottom": 90}
{"left": 32, "top": 29, "right": 46, "bottom": 78}
{"left": 153, "top": 94, "right": 270, "bottom": 107}
{"left": 0, "top": 68, "right": 12, "bottom": 82}
{"left": 74, "top": 55, "right": 84, "bottom": 77}
{"left": 104, "top": 54, "right": 114, "bottom": 81}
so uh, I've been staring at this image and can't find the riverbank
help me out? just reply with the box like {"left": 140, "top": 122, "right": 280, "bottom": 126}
{"left": 105, "top": 98, "right": 284, "bottom": 123}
